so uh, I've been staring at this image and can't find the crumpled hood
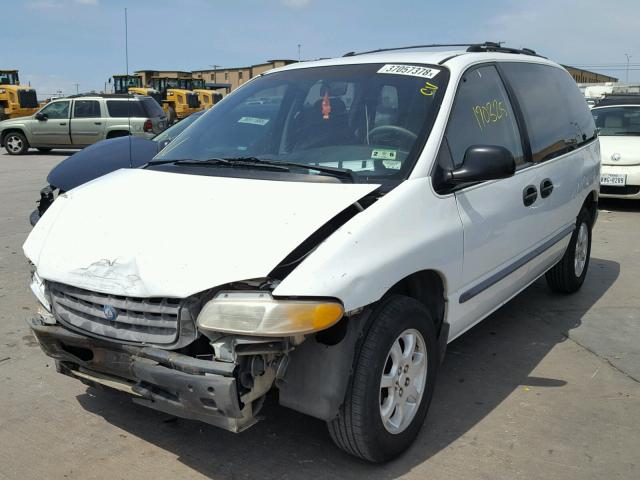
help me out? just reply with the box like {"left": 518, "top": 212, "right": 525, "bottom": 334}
{"left": 24, "top": 168, "right": 378, "bottom": 298}
{"left": 599, "top": 136, "right": 640, "bottom": 166}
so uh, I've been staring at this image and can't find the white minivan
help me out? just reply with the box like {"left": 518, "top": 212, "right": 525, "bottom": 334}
{"left": 24, "top": 43, "right": 600, "bottom": 462}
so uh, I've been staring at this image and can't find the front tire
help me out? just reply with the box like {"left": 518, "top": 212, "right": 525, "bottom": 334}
{"left": 546, "top": 207, "right": 592, "bottom": 293}
{"left": 328, "top": 295, "right": 439, "bottom": 462}
{"left": 4, "top": 132, "right": 29, "bottom": 155}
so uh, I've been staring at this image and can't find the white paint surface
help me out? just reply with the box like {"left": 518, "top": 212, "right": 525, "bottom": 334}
{"left": 24, "top": 168, "right": 378, "bottom": 298}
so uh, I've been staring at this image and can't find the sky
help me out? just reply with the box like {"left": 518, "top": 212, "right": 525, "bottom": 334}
{"left": 2, "top": 0, "right": 639, "bottom": 97}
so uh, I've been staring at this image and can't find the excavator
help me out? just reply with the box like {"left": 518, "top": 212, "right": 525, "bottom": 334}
{"left": 0, "top": 70, "right": 40, "bottom": 120}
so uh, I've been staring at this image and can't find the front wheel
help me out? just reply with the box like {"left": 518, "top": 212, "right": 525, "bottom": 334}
{"left": 328, "top": 295, "right": 439, "bottom": 462}
{"left": 546, "top": 207, "right": 592, "bottom": 293}
{"left": 4, "top": 132, "right": 29, "bottom": 155}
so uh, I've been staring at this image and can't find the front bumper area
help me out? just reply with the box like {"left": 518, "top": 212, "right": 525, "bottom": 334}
{"left": 28, "top": 316, "right": 257, "bottom": 432}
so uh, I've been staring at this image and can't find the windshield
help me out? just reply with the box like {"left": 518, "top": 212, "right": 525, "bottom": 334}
{"left": 592, "top": 106, "right": 640, "bottom": 136}
{"left": 154, "top": 63, "right": 448, "bottom": 184}
{"left": 0, "top": 71, "right": 19, "bottom": 85}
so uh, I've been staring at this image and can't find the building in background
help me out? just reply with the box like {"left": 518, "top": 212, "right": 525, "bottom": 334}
{"left": 193, "top": 59, "right": 296, "bottom": 92}
{"left": 563, "top": 66, "right": 618, "bottom": 84}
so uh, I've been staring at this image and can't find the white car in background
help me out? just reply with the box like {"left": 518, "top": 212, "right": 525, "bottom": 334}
{"left": 592, "top": 97, "right": 640, "bottom": 199}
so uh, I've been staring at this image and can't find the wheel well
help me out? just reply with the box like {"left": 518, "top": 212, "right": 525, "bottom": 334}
{"left": 107, "top": 130, "right": 130, "bottom": 139}
{"left": 1, "top": 128, "right": 26, "bottom": 146}
{"left": 386, "top": 270, "right": 446, "bottom": 333}
{"left": 581, "top": 190, "right": 598, "bottom": 225}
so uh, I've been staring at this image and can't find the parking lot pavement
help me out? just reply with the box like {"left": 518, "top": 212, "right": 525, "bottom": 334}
{"left": 0, "top": 149, "right": 638, "bottom": 480}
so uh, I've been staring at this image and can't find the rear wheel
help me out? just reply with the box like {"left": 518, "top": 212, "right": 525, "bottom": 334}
{"left": 4, "top": 132, "right": 29, "bottom": 155}
{"left": 546, "top": 208, "right": 592, "bottom": 293}
{"left": 328, "top": 295, "right": 439, "bottom": 462}
{"left": 167, "top": 105, "right": 177, "bottom": 125}
{"left": 37, "top": 147, "right": 52, "bottom": 153}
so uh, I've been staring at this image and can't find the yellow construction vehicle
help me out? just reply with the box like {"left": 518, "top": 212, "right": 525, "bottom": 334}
{"left": 190, "top": 78, "right": 223, "bottom": 110}
{"left": 0, "top": 70, "right": 39, "bottom": 120}
{"left": 112, "top": 74, "right": 163, "bottom": 103}
{"left": 149, "top": 77, "right": 201, "bottom": 123}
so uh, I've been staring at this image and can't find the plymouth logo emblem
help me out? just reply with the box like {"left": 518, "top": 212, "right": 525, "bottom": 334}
{"left": 102, "top": 304, "right": 118, "bottom": 321}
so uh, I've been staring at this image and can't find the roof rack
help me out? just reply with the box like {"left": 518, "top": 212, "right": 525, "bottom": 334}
{"left": 343, "top": 41, "right": 545, "bottom": 59}
{"left": 63, "top": 93, "right": 143, "bottom": 99}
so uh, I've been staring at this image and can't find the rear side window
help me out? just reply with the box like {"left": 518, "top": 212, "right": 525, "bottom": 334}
{"left": 141, "top": 97, "right": 165, "bottom": 117}
{"left": 500, "top": 63, "right": 597, "bottom": 162}
{"left": 73, "top": 100, "right": 100, "bottom": 118}
{"left": 106, "top": 100, "right": 145, "bottom": 118}
{"left": 446, "top": 65, "right": 524, "bottom": 167}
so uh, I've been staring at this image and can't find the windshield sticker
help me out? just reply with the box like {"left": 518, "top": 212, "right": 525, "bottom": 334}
{"left": 378, "top": 64, "right": 440, "bottom": 79}
{"left": 472, "top": 99, "right": 508, "bottom": 131}
{"left": 420, "top": 81, "right": 438, "bottom": 96}
{"left": 322, "top": 91, "right": 331, "bottom": 120}
{"left": 371, "top": 148, "right": 397, "bottom": 161}
{"left": 383, "top": 159, "right": 402, "bottom": 170}
{"left": 238, "top": 116, "right": 270, "bottom": 126}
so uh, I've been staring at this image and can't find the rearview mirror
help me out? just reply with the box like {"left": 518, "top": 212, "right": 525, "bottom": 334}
{"left": 447, "top": 145, "right": 516, "bottom": 184}
{"left": 35, "top": 112, "right": 47, "bottom": 121}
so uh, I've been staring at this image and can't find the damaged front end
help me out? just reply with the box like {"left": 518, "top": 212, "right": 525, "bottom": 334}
{"left": 27, "top": 276, "right": 343, "bottom": 433}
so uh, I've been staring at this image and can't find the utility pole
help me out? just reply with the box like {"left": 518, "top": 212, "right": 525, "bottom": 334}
{"left": 74, "top": 83, "right": 79, "bottom": 94}
{"left": 209, "top": 64, "right": 220, "bottom": 83}
{"left": 298, "top": 44, "right": 302, "bottom": 62}
{"left": 625, "top": 53, "right": 632, "bottom": 83}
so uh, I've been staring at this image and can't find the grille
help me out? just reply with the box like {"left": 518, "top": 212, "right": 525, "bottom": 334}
{"left": 601, "top": 185, "right": 640, "bottom": 196}
{"left": 49, "top": 282, "right": 182, "bottom": 345}
{"left": 18, "top": 89, "right": 38, "bottom": 109}
{"left": 187, "top": 93, "right": 200, "bottom": 108}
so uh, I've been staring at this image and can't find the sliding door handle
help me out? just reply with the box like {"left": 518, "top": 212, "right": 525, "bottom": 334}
{"left": 540, "top": 178, "right": 554, "bottom": 198}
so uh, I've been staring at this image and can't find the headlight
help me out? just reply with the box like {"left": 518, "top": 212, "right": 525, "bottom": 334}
{"left": 197, "top": 291, "right": 344, "bottom": 336}
{"left": 30, "top": 271, "right": 51, "bottom": 312}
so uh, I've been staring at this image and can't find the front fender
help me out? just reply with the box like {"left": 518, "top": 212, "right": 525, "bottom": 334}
{"left": 273, "top": 177, "right": 464, "bottom": 312}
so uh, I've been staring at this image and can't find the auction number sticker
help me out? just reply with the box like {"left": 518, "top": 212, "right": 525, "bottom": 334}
{"left": 377, "top": 64, "right": 440, "bottom": 79}
{"left": 238, "top": 117, "right": 270, "bottom": 126}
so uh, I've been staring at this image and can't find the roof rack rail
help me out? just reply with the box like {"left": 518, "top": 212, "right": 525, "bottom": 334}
{"left": 466, "top": 42, "right": 545, "bottom": 58}
{"left": 342, "top": 41, "right": 545, "bottom": 59}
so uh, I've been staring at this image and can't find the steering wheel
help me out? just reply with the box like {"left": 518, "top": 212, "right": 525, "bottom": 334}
{"left": 368, "top": 125, "right": 418, "bottom": 147}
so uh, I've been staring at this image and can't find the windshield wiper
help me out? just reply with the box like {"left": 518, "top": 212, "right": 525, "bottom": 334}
{"left": 146, "top": 157, "right": 289, "bottom": 171}
{"left": 225, "top": 157, "right": 357, "bottom": 183}
{"left": 147, "top": 156, "right": 356, "bottom": 182}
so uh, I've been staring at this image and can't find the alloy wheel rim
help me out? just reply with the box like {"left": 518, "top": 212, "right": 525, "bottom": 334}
{"left": 6, "top": 136, "right": 22, "bottom": 153}
{"left": 379, "top": 328, "right": 428, "bottom": 434}
{"left": 574, "top": 222, "right": 588, "bottom": 277}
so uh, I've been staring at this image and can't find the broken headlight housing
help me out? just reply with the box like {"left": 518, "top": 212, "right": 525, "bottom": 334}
{"left": 196, "top": 291, "right": 344, "bottom": 336}
{"left": 30, "top": 270, "right": 51, "bottom": 313}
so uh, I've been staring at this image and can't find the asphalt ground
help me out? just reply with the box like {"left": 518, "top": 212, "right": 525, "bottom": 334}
{"left": 0, "top": 149, "right": 638, "bottom": 480}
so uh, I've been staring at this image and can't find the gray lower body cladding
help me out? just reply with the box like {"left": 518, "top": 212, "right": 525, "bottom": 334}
{"left": 27, "top": 316, "right": 257, "bottom": 432}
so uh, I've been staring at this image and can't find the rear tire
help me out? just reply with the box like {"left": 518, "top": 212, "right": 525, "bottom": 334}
{"left": 4, "top": 132, "right": 29, "bottom": 155}
{"left": 167, "top": 106, "right": 177, "bottom": 125}
{"left": 37, "top": 148, "right": 52, "bottom": 153}
{"left": 327, "top": 295, "right": 439, "bottom": 462}
{"left": 546, "top": 208, "right": 592, "bottom": 293}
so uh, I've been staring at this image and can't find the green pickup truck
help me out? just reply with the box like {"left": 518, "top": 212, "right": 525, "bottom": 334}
{"left": 0, "top": 94, "right": 167, "bottom": 155}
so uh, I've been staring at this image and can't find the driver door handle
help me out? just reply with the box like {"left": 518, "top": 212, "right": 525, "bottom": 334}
{"left": 523, "top": 185, "right": 538, "bottom": 207}
{"left": 59, "top": 122, "right": 67, "bottom": 126}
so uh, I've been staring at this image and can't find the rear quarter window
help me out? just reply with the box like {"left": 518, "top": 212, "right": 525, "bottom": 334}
{"left": 500, "top": 63, "right": 596, "bottom": 162}
{"left": 106, "top": 100, "right": 145, "bottom": 118}
{"left": 141, "top": 98, "right": 165, "bottom": 117}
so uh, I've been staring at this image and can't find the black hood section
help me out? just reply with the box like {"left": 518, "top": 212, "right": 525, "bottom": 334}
{"left": 47, "top": 136, "right": 159, "bottom": 191}
{"left": 269, "top": 190, "right": 380, "bottom": 280}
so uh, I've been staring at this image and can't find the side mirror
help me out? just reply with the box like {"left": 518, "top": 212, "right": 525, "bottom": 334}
{"left": 35, "top": 112, "right": 47, "bottom": 121}
{"left": 448, "top": 145, "right": 516, "bottom": 184}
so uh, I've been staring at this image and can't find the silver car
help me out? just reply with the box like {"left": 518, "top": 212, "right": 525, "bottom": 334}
{"left": 0, "top": 94, "right": 167, "bottom": 155}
